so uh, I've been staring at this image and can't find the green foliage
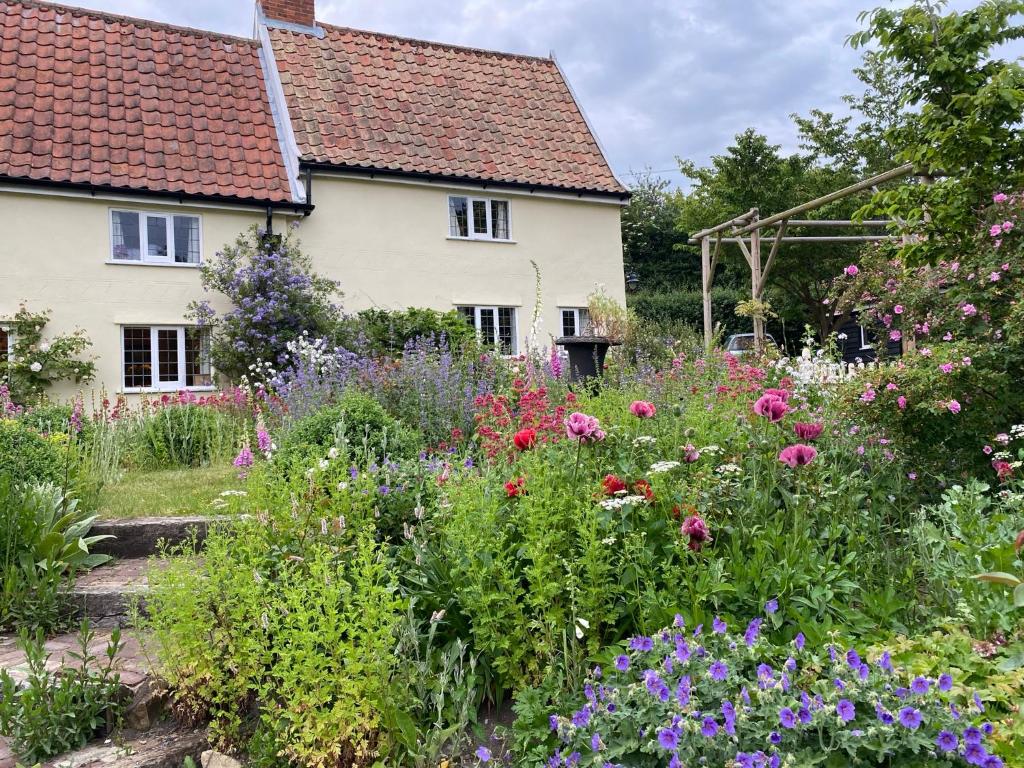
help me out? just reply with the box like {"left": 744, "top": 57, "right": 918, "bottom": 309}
{"left": 0, "top": 477, "right": 111, "bottom": 632}
{"left": 629, "top": 287, "right": 748, "bottom": 336}
{"left": 277, "top": 390, "right": 421, "bottom": 466}
{"left": 0, "top": 622, "right": 125, "bottom": 764}
{"left": 341, "top": 307, "right": 476, "bottom": 356}
{"left": 137, "top": 404, "right": 245, "bottom": 469}
{"left": 0, "top": 418, "right": 73, "bottom": 487}
{"left": 0, "top": 305, "right": 95, "bottom": 405}
{"left": 620, "top": 171, "right": 692, "bottom": 291}
{"left": 19, "top": 403, "right": 94, "bottom": 444}
{"left": 851, "top": 0, "right": 1024, "bottom": 263}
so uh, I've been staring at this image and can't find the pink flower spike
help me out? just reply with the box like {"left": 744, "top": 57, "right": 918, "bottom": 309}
{"left": 779, "top": 444, "right": 817, "bottom": 468}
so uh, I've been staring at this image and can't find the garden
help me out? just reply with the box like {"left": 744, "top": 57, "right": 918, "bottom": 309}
{"left": 2, "top": 1, "right": 1024, "bottom": 767}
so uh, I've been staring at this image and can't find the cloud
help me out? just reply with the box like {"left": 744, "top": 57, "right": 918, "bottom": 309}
{"left": 70, "top": 0, "right": 1023, "bottom": 188}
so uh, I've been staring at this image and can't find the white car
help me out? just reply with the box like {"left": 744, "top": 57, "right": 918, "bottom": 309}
{"left": 725, "top": 333, "right": 779, "bottom": 356}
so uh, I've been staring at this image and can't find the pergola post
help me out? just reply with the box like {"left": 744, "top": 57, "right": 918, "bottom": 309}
{"left": 701, "top": 236, "right": 712, "bottom": 351}
{"left": 750, "top": 214, "right": 764, "bottom": 352}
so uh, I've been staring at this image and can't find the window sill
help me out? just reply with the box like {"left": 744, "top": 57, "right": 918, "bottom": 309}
{"left": 446, "top": 237, "right": 517, "bottom": 245}
{"left": 106, "top": 260, "right": 202, "bottom": 268}
{"left": 120, "top": 386, "right": 216, "bottom": 395}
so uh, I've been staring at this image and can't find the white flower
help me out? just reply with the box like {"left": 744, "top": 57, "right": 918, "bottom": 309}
{"left": 601, "top": 535, "right": 616, "bottom": 545}
{"left": 649, "top": 460, "right": 681, "bottom": 474}
{"left": 29, "top": 361, "right": 42, "bottom": 373}
{"left": 318, "top": 458, "right": 330, "bottom": 470}
{"left": 837, "top": 333, "right": 848, "bottom": 341}
{"left": 599, "top": 495, "right": 647, "bottom": 510}
{"left": 336, "top": 482, "right": 349, "bottom": 491}
{"left": 715, "top": 463, "right": 742, "bottom": 475}
{"left": 38, "top": 342, "right": 50, "bottom": 353}
{"left": 700, "top": 444, "right": 723, "bottom": 455}
{"left": 633, "top": 435, "right": 657, "bottom": 446}
{"left": 219, "top": 490, "right": 248, "bottom": 497}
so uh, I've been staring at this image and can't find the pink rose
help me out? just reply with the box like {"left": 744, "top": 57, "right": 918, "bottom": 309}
{"left": 897, "top": 396, "right": 908, "bottom": 410}
{"left": 779, "top": 444, "right": 818, "bottom": 468}
{"left": 989, "top": 224, "right": 1003, "bottom": 237}
{"left": 844, "top": 264, "right": 859, "bottom": 277}
{"left": 994, "top": 192, "right": 1008, "bottom": 203}
{"left": 893, "top": 304, "right": 904, "bottom": 315}
{"left": 947, "top": 400, "right": 962, "bottom": 414}
{"left": 629, "top": 400, "right": 657, "bottom": 419}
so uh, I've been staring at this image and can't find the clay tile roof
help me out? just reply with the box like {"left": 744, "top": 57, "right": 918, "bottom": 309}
{"left": 0, "top": 0, "right": 294, "bottom": 204}
{"left": 268, "top": 23, "right": 626, "bottom": 196}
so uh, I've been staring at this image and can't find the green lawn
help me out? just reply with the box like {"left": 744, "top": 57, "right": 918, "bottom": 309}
{"left": 97, "top": 463, "right": 244, "bottom": 519}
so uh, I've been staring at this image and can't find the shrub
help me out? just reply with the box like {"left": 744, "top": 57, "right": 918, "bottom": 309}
{"left": 189, "top": 224, "right": 341, "bottom": 380}
{"left": 0, "top": 623, "right": 125, "bottom": 763}
{"left": 277, "top": 390, "right": 421, "bottom": 465}
{"left": 0, "top": 418, "right": 71, "bottom": 486}
{"left": 0, "top": 305, "right": 95, "bottom": 405}
{"left": 341, "top": 307, "right": 476, "bottom": 357}
{"left": 19, "top": 402, "right": 94, "bottom": 444}
{"left": 137, "top": 404, "right": 244, "bottom": 469}
{"left": 532, "top": 614, "right": 1002, "bottom": 768}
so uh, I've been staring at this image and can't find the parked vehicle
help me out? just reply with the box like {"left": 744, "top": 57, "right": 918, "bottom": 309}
{"left": 724, "top": 333, "right": 778, "bottom": 356}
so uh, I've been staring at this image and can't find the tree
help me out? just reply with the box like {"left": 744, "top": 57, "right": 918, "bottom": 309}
{"left": 620, "top": 170, "right": 691, "bottom": 291}
{"left": 851, "top": 0, "right": 1024, "bottom": 263}
{"left": 189, "top": 225, "right": 341, "bottom": 381}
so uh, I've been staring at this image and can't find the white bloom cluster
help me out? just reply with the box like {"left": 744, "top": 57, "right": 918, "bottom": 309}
{"left": 599, "top": 495, "right": 648, "bottom": 510}
{"left": 649, "top": 460, "right": 681, "bottom": 474}
{"left": 700, "top": 444, "right": 723, "bottom": 455}
{"left": 633, "top": 435, "right": 657, "bottom": 447}
{"left": 715, "top": 463, "right": 742, "bottom": 476}
{"left": 1009, "top": 424, "right": 1024, "bottom": 440}
{"left": 219, "top": 490, "right": 248, "bottom": 497}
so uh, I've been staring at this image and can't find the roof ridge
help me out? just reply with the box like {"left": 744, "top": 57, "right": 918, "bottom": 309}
{"left": 4, "top": 0, "right": 258, "bottom": 46}
{"left": 313, "top": 21, "right": 555, "bottom": 64}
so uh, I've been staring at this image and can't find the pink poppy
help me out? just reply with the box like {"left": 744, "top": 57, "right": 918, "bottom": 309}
{"left": 763, "top": 388, "right": 790, "bottom": 402}
{"left": 753, "top": 394, "right": 788, "bottom": 422}
{"left": 793, "top": 422, "right": 823, "bottom": 441}
{"left": 681, "top": 514, "right": 712, "bottom": 551}
{"left": 565, "top": 412, "right": 605, "bottom": 442}
{"left": 779, "top": 444, "right": 817, "bottom": 468}
{"left": 629, "top": 400, "right": 657, "bottom": 418}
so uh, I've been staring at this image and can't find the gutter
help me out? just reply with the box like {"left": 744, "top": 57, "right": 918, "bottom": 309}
{"left": 0, "top": 175, "right": 314, "bottom": 214}
{"left": 300, "top": 162, "right": 631, "bottom": 203}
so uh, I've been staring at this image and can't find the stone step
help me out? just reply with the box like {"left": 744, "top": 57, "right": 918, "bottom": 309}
{"left": 91, "top": 516, "right": 217, "bottom": 560}
{"left": 0, "top": 629, "right": 169, "bottom": 760}
{"left": 67, "top": 558, "right": 157, "bottom": 627}
{"left": 0, "top": 721, "right": 208, "bottom": 768}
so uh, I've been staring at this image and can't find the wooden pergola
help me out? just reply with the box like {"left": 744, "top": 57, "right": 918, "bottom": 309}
{"left": 687, "top": 162, "right": 918, "bottom": 351}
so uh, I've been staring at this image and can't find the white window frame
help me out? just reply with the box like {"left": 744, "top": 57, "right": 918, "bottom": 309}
{"left": 447, "top": 195, "right": 513, "bottom": 242}
{"left": 0, "top": 324, "right": 12, "bottom": 363}
{"left": 859, "top": 325, "right": 875, "bottom": 350}
{"left": 457, "top": 305, "right": 518, "bottom": 354}
{"left": 558, "top": 307, "right": 590, "bottom": 338}
{"left": 120, "top": 325, "right": 214, "bottom": 393}
{"left": 108, "top": 208, "right": 203, "bottom": 266}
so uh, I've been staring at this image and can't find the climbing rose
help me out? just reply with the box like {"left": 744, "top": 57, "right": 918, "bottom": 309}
{"left": 513, "top": 428, "right": 537, "bottom": 451}
{"left": 629, "top": 400, "right": 657, "bottom": 418}
{"left": 753, "top": 393, "right": 788, "bottom": 422}
{"left": 947, "top": 400, "right": 962, "bottom": 414}
{"left": 793, "top": 422, "right": 823, "bottom": 441}
{"left": 844, "top": 264, "right": 859, "bottom": 277}
{"left": 779, "top": 444, "right": 817, "bottom": 468}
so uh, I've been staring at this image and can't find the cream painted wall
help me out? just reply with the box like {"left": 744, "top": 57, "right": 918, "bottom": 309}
{"left": 0, "top": 190, "right": 263, "bottom": 402}
{"left": 298, "top": 174, "right": 626, "bottom": 348}
{"left": 0, "top": 177, "right": 624, "bottom": 402}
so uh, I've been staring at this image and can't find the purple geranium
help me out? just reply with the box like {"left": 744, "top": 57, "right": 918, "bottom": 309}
{"left": 898, "top": 707, "right": 922, "bottom": 730}
{"left": 836, "top": 699, "right": 855, "bottom": 723}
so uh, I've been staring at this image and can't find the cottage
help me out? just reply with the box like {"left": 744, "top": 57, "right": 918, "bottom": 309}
{"left": 0, "top": 0, "right": 627, "bottom": 399}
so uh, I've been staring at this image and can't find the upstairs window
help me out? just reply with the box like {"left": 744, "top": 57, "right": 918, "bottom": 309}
{"left": 448, "top": 196, "right": 511, "bottom": 241}
{"left": 559, "top": 308, "right": 590, "bottom": 337}
{"left": 110, "top": 210, "right": 201, "bottom": 264}
{"left": 121, "top": 326, "right": 212, "bottom": 391}
{"left": 457, "top": 306, "right": 517, "bottom": 353}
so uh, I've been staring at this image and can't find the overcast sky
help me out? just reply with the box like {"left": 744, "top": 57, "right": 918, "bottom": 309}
{"left": 80, "top": 0, "right": 1002, "bottom": 188}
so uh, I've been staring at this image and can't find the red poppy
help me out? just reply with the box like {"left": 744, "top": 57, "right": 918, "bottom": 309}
{"left": 601, "top": 474, "right": 627, "bottom": 495}
{"left": 633, "top": 479, "right": 655, "bottom": 501}
{"left": 505, "top": 477, "right": 527, "bottom": 497}
{"left": 513, "top": 428, "right": 538, "bottom": 451}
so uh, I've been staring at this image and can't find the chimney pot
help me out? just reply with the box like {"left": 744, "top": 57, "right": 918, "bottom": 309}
{"left": 261, "top": 0, "right": 315, "bottom": 28}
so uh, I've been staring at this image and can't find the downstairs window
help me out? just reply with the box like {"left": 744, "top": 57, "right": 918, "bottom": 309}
{"left": 121, "top": 326, "right": 212, "bottom": 391}
{"left": 456, "top": 306, "right": 517, "bottom": 353}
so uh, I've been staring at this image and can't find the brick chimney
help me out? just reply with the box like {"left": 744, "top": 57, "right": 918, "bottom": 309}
{"left": 261, "top": 0, "right": 315, "bottom": 28}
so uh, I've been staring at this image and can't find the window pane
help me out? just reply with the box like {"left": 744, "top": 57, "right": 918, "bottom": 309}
{"left": 173, "top": 216, "right": 200, "bottom": 264}
{"left": 498, "top": 307, "right": 515, "bottom": 353}
{"left": 146, "top": 216, "right": 168, "bottom": 258}
{"left": 123, "top": 327, "right": 152, "bottom": 388}
{"left": 0, "top": 327, "right": 8, "bottom": 361}
{"left": 478, "top": 308, "right": 496, "bottom": 346}
{"left": 579, "top": 309, "right": 590, "bottom": 335}
{"left": 472, "top": 200, "right": 488, "bottom": 235}
{"left": 185, "top": 328, "right": 212, "bottom": 387}
{"left": 491, "top": 200, "right": 509, "bottom": 239}
{"left": 561, "top": 310, "right": 576, "bottom": 337}
{"left": 456, "top": 306, "right": 475, "bottom": 327}
{"left": 111, "top": 211, "right": 141, "bottom": 260}
{"left": 157, "top": 329, "right": 179, "bottom": 383}
{"left": 449, "top": 197, "right": 469, "bottom": 237}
